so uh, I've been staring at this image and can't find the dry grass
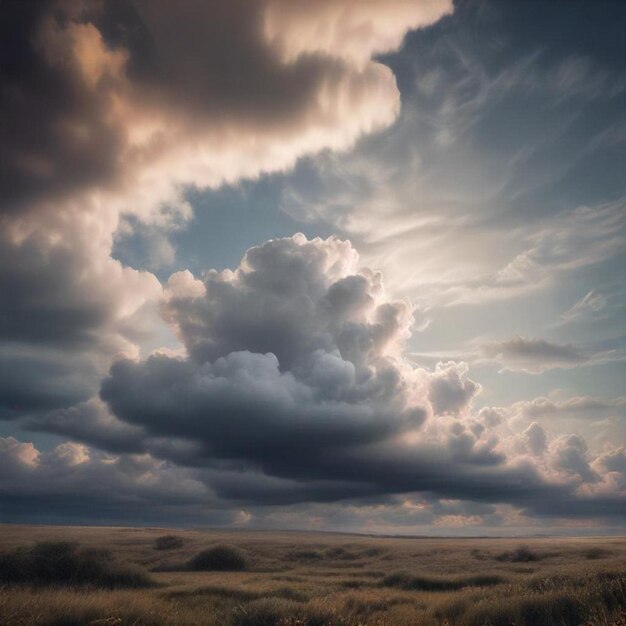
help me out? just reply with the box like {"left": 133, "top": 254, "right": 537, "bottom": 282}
{"left": 0, "top": 525, "right": 625, "bottom": 625}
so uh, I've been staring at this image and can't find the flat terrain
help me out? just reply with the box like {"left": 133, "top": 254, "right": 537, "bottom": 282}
{"left": 0, "top": 525, "right": 625, "bottom": 625}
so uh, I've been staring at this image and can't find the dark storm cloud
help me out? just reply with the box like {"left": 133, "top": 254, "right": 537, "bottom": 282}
{"left": 101, "top": 352, "right": 411, "bottom": 461}
{"left": 0, "top": 0, "right": 449, "bottom": 215}
{"left": 0, "top": 215, "right": 162, "bottom": 421}
{"left": 24, "top": 399, "right": 146, "bottom": 455}
{"left": 0, "top": 0, "right": 125, "bottom": 215}
{"left": 0, "top": 235, "right": 112, "bottom": 347}
{"left": 0, "top": 436, "right": 215, "bottom": 526}
{"left": 0, "top": 351, "right": 95, "bottom": 419}
{"left": 100, "top": 236, "right": 423, "bottom": 472}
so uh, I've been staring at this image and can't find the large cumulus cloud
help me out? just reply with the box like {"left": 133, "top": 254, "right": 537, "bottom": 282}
{"left": 92, "top": 235, "right": 626, "bottom": 522}
{"left": 102, "top": 235, "right": 424, "bottom": 469}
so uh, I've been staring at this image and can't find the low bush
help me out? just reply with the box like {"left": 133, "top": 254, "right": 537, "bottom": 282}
{"left": 583, "top": 547, "right": 611, "bottom": 560}
{"left": 462, "top": 591, "right": 588, "bottom": 626}
{"left": 0, "top": 542, "right": 152, "bottom": 588}
{"left": 286, "top": 549, "right": 323, "bottom": 561}
{"left": 434, "top": 571, "right": 626, "bottom": 626}
{"left": 188, "top": 544, "right": 248, "bottom": 571}
{"left": 382, "top": 571, "right": 504, "bottom": 591}
{"left": 154, "top": 535, "right": 184, "bottom": 551}
{"left": 494, "top": 545, "right": 540, "bottom": 562}
{"left": 325, "top": 547, "right": 359, "bottom": 561}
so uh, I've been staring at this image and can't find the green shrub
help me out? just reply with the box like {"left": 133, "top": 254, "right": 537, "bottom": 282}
{"left": 188, "top": 544, "right": 248, "bottom": 571}
{"left": 0, "top": 542, "right": 152, "bottom": 588}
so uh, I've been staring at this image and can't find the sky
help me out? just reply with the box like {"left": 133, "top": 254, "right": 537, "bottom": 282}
{"left": 0, "top": 0, "right": 625, "bottom": 535}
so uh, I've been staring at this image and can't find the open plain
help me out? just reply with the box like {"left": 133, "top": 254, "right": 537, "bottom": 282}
{"left": 0, "top": 525, "right": 625, "bottom": 625}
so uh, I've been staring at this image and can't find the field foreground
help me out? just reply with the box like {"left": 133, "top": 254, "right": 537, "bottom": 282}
{"left": 0, "top": 525, "right": 625, "bottom": 625}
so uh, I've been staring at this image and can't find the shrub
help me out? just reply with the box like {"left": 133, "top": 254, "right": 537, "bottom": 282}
{"left": 583, "top": 547, "right": 610, "bottom": 560}
{"left": 325, "top": 547, "right": 359, "bottom": 560}
{"left": 154, "top": 535, "right": 184, "bottom": 551}
{"left": 0, "top": 542, "right": 152, "bottom": 588}
{"left": 462, "top": 591, "right": 588, "bottom": 626}
{"left": 188, "top": 544, "right": 248, "bottom": 571}
{"left": 286, "top": 549, "right": 323, "bottom": 561}
{"left": 382, "top": 571, "right": 504, "bottom": 591}
{"left": 495, "top": 545, "right": 539, "bottom": 562}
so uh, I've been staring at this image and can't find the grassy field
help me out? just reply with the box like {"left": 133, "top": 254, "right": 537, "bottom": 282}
{"left": 0, "top": 525, "right": 625, "bottom": 625}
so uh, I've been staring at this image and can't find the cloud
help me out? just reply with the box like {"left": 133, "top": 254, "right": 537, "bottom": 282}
{"left": 516, "top": 395, "right": 626, "bottom": 421}
{"left": 482, "top": 337, "right": 584, "bottom": 372}
{"left": 102, "top": 235, "right": 425, "bottom": 472}
{"left": 560, "top": 290, "right": 608, "bottom": 324}
{"left": 0, "top": 348, "right": 98, "bottom": 419}
{"left": 0, "top": 0, "right": 451, "bottom": 217}
{"left": 91, "top": 235, "right": 626, "bottom": 521}
{"left": 263, "top": 0, "right": 453, "bottom": 65}
{"left": 0, "top": 235, "right": 624, "bottom": 526}
{"left": 508, "top": 394, "right": 626, "bottom": 453}
{"left": 480, "top": 335, "right": 626, "bottom": 373}
{"left": 0, "top": 202, "right": 164, "bottom": 420}
{"left": 428, "top": 362, "right": 481, "bottom": 416}
{"left": 524, "top": 422, "right": 548, "bottom": 457}
{"left": 412, "top": 334, "right": 626, "bottom": 375}
{"left": 548, "top": 434, "right": 598, "bottom": 483}
{"left": 160, "top": 234, "right": 413, "bottom": 369}
{"left": 278, "top": 0, "right": 626, "bottom": 309}
{"left": 0, "top": 436, "right": 213, "bottom": 525}
{"left": 0, "top": 0, "right": 449, "bottom": 424}
{"left": 1, "top": 1, "right": 625, "bottom": 531}
{"left": 24, "top": 398, "right": 146, "bottom": 455}
{"left": 4, "top": 427, "right": 623, "bottom": 532}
